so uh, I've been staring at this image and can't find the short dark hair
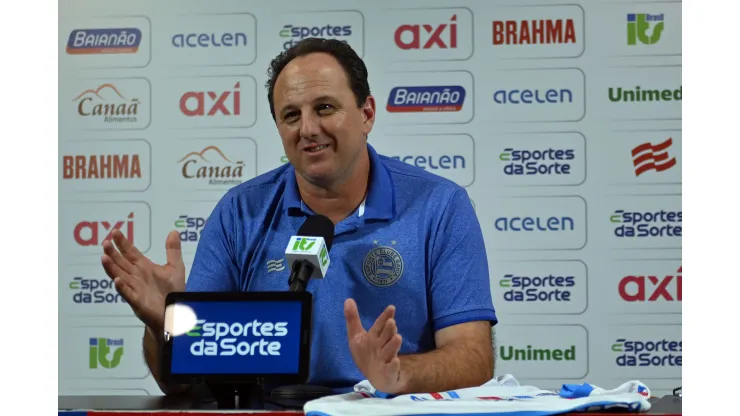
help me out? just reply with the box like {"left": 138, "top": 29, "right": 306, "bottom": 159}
{"left": 265, "top": 38, "right": 371, "bottom": 121}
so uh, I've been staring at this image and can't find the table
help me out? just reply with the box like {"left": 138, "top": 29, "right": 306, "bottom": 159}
{"left": 59, "top": 395, "right": 682, "bottom": 415}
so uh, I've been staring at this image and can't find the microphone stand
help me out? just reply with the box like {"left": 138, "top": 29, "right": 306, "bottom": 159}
{"left": 288, "top": 260, "right": 315, "bottom": 293}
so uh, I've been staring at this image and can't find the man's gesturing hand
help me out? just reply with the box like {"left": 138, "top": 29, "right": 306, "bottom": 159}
{"left": 101, "top": 229, "right": 186, "bottom": 332}
{"left": 344, "top": 298, "right": 405, "bottom": 394}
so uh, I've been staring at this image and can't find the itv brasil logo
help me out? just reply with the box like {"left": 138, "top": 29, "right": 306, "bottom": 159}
{"left": 89, "top": 337, "right": 124, "bottom": 369}
{"left": 186, "top": 319, "right": 289, "bottom": 356}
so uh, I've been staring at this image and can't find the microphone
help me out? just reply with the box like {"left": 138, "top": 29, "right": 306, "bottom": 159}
{"left": 286, "top": 215, "right": 335, "bottom": 292}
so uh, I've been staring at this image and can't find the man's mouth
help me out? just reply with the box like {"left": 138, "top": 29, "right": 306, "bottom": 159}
{"left": 304, "top": 144, "right": 329, "bottom": 153}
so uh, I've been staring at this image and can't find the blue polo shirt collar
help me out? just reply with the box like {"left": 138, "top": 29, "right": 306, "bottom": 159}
{"left": 283, "top": 143, "right": 395, "bottom": 221}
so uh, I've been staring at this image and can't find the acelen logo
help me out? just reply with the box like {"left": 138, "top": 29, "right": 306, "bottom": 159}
{"left": 74, "top": 212, "right": 134, "bottom": 247}
{"left": 62, "top": 154, "right": 141, "bottom": 180}
{"left": 394, "top": 14, "right": 458, "bottom": 50}
{"left": 180, "top": 82, "right": 241, "bottom": 117}
{"left": 631, "top": 138, "right": 677, "bottom": 176}
{"left": 619, "top": 266, "right": 682, "bottom": 302}
{"left": 492, "top": 18, "right": 576, "bottom": 45}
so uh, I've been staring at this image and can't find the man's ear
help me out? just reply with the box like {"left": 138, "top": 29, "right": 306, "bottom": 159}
{"left": 361, "top": 96, "right": 376, "bottom": 136}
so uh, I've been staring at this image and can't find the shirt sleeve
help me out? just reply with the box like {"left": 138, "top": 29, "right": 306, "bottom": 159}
{"left": 429, "top": 187, "right": 498, "bottom": 332}
{"left": 185, "top": 192, "right": 240, "bottom": 292}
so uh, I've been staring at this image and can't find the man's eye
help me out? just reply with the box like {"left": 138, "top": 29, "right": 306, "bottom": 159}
{"left": 317, "top": 104, "right": 334, "bottom": 112}
{"left": 284, "top": 112, "right": 299, "bottom": 121}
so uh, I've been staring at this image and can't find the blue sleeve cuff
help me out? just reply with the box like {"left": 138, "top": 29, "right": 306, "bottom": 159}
{"left": 433, "top": 309, "right": 498, "bottom": 332}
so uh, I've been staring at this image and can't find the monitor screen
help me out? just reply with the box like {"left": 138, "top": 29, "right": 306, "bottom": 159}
{"left": 162, "top": 292, "right": 312, "bottom": 383}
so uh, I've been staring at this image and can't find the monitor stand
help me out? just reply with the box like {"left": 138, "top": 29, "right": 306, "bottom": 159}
{"left": 209, "top": 382, "right": 265, "bottom": 410}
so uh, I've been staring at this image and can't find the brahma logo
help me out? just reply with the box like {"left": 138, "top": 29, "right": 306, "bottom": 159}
{"left": 619, "top": 266, "right": 681, "bottom": 302}
{"left": 67, "top": 28, "right": 142, "bottom": 55}
{"left": 386, "top": 86, "right": 466, "bottom": 113}
{"left": 492, "top": 18, "right": 576, "bottom": 45}
{"left": 612, "top": 338, "right": 681, "bottom": 367}
{"left": 62, "top": 153, "right": 142, "bottom": 180}
{"left": 631, "top": 138, "right": 677, "bottom": 176}
{"left": 187, "top": 319, "right": 289, "bottom": 356}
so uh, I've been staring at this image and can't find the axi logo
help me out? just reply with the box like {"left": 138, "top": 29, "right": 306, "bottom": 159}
{"left": 176, "top": 215, "right": 207, "bottom": 243}
{"left": 610, "top": 209, "right": 682, "bottom": 238}
{"left": 67, "top": 28, "right": 142, "bottom": 55}
{"left": 73, "top": 84, "right": 140, "bottom": 123}
{"left": 180, "top": 83, "right": 241, "bottom": 117}
{"left": 187, "top": 319, "right": 288, "bottom": 356}
{"left": 500, "top": 273, "right": 575, "bottom": 302}
{"left": 394, "top": 15, "right": 458, "bottom": 50}
{"left": 62, "top": 154, "right": 142, "bottom": 180}
{"left": 499, "top": 344, "right": 576, "bottom": 362}
{"left": 631, "top": 138, "right": 676, "bottom": 176}
{"left": 627, "top": 13, "right": 664, "bottom": 46}
{"left": 178, "top": 146, "right": 244, "bottom": 186}
{"left": 612, "top": 338, "right": 681, "bottom": 367}
{"left": 70, "top": 277, "right": 126, "bottom": 304}
{"left": 619, "top": 266, "right": 681, "bottom": 302}
{"left": 495, "top": 215, "right": 575, "bottom": 232}
{"left": 492, "top": 19, "right": 576, "bottom": 45}
{"left": 387, "top": 86, "right": 465, "bottom": 113}
{"left": 500, "top": 148, "right": 575, "bottom": 176}
{"left": 89, "top": 337, "right": 124, "bottom": 369}
{"left": 74, "top": 212, "right": 134, "bottom": 247}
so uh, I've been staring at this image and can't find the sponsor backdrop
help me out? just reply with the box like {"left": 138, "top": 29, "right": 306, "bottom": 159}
{"left": 59, "top": 0, "right": 682, "bottom": 397}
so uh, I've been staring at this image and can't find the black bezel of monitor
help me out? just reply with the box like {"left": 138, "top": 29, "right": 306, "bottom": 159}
{"left": 161, "top": 291, "right": 313, "bottom": 385}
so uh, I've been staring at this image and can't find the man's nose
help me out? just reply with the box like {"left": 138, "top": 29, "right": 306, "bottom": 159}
{"left": 299, "top": 112, "right": 322, "bottom": 139}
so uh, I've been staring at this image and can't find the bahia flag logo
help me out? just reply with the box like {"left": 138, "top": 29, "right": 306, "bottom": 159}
{"left": 387, "top": 86, "right": 466, "bottom": 113}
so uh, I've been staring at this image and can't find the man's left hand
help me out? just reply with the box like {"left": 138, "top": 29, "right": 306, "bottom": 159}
{"left": 344, "top": 298, "right": 405, "bottom": 394}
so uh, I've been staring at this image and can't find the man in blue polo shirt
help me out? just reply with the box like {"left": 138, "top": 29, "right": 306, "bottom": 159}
{"left": 101, "top": 38, "right": 497, "bottom": 397}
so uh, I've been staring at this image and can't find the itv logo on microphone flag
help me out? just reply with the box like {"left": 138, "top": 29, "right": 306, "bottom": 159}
{"left": 285, "top": 236, "right": 330, "bottom": 277}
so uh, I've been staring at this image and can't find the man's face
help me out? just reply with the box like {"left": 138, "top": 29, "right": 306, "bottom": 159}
{"left": 273, "top": 52, "right": 375, "bottom": 186}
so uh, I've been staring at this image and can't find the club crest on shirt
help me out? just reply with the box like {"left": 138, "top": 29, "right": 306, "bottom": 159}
{"left": 362, "top": 240, "right": 404, "bottom": 287}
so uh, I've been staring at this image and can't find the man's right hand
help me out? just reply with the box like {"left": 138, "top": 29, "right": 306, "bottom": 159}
{"left": 101, "top": 229, "right": 186, "bottom": 332}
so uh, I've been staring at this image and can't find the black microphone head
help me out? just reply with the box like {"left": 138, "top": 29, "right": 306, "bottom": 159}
{"left": 298, "top": 214, "right": 335, "bottom": 251}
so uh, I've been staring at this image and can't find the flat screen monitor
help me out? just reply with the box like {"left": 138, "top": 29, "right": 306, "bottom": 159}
{"left": 161, "top": 291, "right": 312, "bottom": 384}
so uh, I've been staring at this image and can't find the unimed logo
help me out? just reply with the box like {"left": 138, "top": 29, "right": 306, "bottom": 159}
{"left": 187, "top": 319, "right": 289, "bottom": 356}
{"left": 89, "top": 337, "right": 124, "bottom": 369}
{"left": 499, "top": 344, "right": 576, "bottom": 361}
